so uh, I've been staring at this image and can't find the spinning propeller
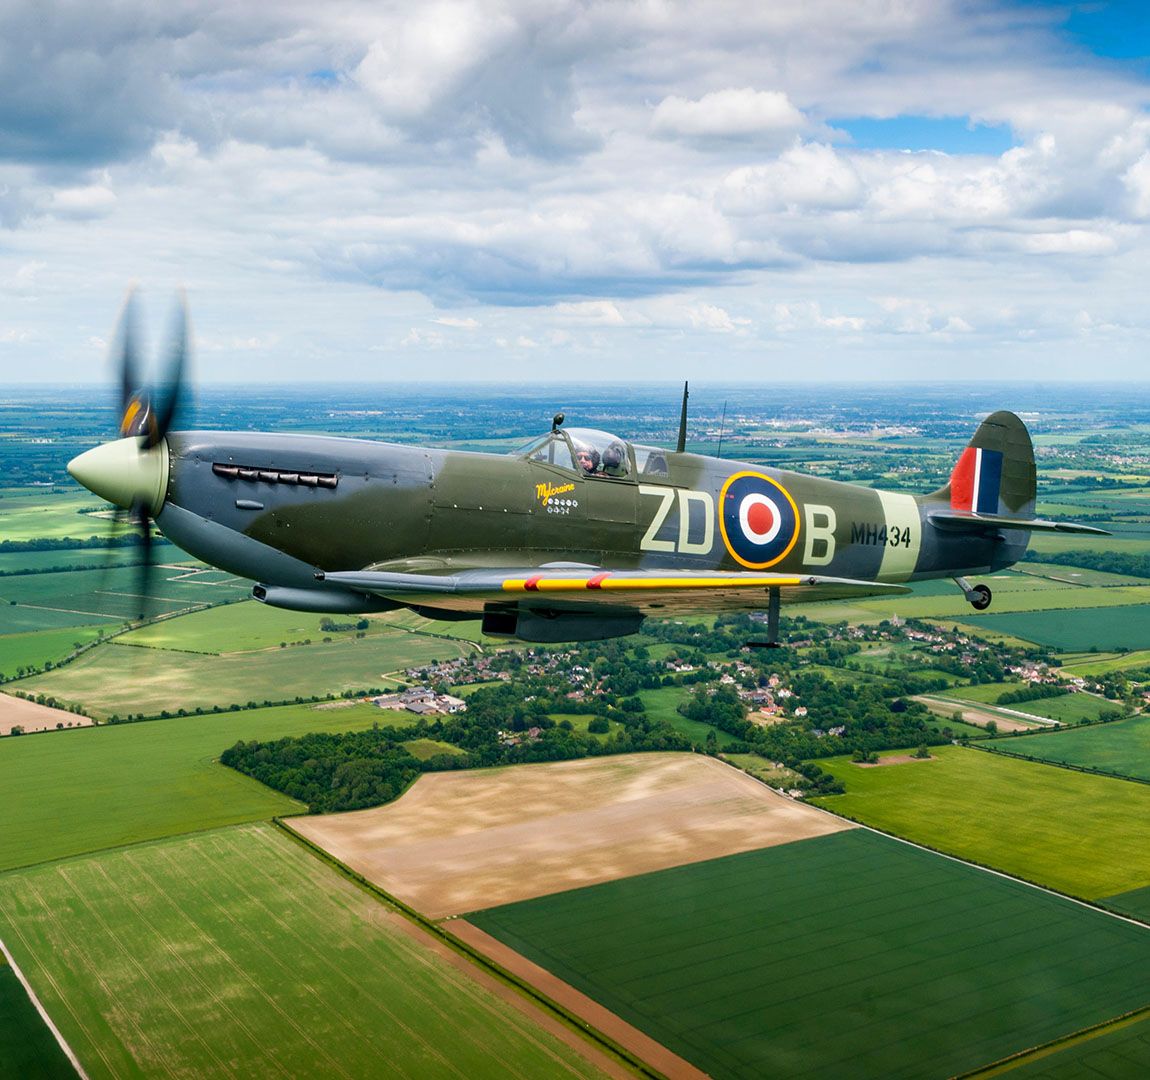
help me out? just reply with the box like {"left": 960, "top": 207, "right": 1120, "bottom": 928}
{"left": 68, "top": 290, "right": 190, "bottom": 619}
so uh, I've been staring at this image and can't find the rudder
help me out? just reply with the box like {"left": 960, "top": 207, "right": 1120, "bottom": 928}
{"left": 929, "top": 411, "right": 1036, "bottom": 516}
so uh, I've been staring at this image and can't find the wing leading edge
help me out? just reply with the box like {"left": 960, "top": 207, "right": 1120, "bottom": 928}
{"left": 317, "top": 567, "right": 911, "bottom": 616}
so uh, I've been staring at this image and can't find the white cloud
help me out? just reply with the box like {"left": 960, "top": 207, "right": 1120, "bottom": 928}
{"left": 0, "top": 1, "right": 1148, "bottom": 382}
{"left": 552, "top": 301, "right": 627, "bottom": 325}
{"left": 651, "top": 88, "right": 805, "bottom": 143}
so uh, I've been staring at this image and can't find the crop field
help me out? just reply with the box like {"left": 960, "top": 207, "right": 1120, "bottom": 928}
{"left": 985, "top": 714, "right": 1150, "bottom": 783}
{"left": 935, "top": 681, "right": 1020, "bottom": 703}
{"left": 1019, "top": 562, "right": 1150, "bottom": 587}
{"left": 546, "top": 712, "right": 625, "bottom": 739}
{"left": 960, "top": 604, "right": 1150, "bottom": 650}
{"left": 811, "top": 746, "right": 1150, "bottom": 900}
{"left": 118, "top": 597, "right": 401, "bottom": 653}
{"left": 1004, "top": 1011, "right": 1150, "bottom": 1079}
{"left": 18, "top": 629, "right": 470, "bottom": 718}
{"left": 0, "top": 564, "right": 250, "bottom": 634}
{"left": 1061, "top": 649, "right": 1150, "bottom": 675}
{"left": 1027, "top": 532, "right": 1150, "bottom": 557}
{"left": 1007, "top": 691, "right": 1119, "bottom": 723}
{"left": 638, "top": 686, "right": 741, "bottom": 748}
{"left": 936, "top": 684, "right": 1116, "bottom": 723}
{"left": 0, "top": 959, "right": 75, "bottom": 1079}
{"left": 795, "top": 580, "right": 1150, "bottom": 626}
{"left": 0, "top": 824, "right": 605, "bottom": 1080}
{"left": 401, "top": 737, "right": 468, "bottom": 760}
{"left": 0, "top": 492, "right": 131, "bottom": 542}
{"left": 0, "top": 625, "right": 105, "bottom": 677}
{"left": 0, "top": 545, "right": 158, "bottom": 575}
{"left": 468, "top": 829, "right": 1150, "bottom": 1080}
{"left": 0, "top": 701, "right": 406, "bottom": 872}
{"left": 293, "top": 754, "right": 851, "bottom": 918}
{"left": 921, "top": 713, "right": 987, "bottom": 737}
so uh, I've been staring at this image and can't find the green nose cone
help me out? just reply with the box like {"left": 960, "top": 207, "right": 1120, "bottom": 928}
{"left": 67, "top": 436, "right": 169, "bottom": 512}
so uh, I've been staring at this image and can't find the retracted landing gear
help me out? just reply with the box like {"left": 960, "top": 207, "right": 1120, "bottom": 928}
{"left": 745, "top": 588, "right": 783, "bottom": 650}
{"left": 954, "top": 576, "right": 992, "bottom": 611}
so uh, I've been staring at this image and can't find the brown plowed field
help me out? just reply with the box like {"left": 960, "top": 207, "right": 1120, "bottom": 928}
{"left": 0, "top": 693, "right": 92, "bottom": 736}
{"left": 291, "top": 752, "right": 854, "bottom": 918}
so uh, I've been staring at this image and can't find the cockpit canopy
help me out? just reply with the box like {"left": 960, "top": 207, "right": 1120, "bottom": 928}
{"left": 515, "top": 427, "right": 669, "bottom": 479}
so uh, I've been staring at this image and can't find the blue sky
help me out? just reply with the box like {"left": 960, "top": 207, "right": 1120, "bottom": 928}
{"left": 1, "top": 1, "right": 1150, "bottom": 384}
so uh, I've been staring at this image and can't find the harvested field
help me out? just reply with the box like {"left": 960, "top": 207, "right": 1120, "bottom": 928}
{"left": 915, "top": 694, "right": 1037, "bottom": 732}
{"left": 0, "top": 693, "right": 91, "bottom": 737}
{"left": 292, "top": 752, "right": 854, "bottom": 918}
{"left": 854, "top": 753, "right": 933, "bottom": 767}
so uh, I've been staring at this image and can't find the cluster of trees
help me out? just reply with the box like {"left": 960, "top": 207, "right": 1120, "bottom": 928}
{"left": 0, "top": 534, "right": 157, "bottom": 553}
{"left": 222, "top": 731, "right": 423, "bottom": 813}
{"left": 996, "top": 683, "right": 1068, "bottom": 705}
{"left": 1022, "top": 549, "right": 1150, "bottom": 580}
{"left": 222, "top": 681, "right": 694, "bottom": 813}
{"left": 319, "top": 617, "right": 371, "bottom": 632}
{"left": 679, "top": 675, "right": 950, "bottom": 765}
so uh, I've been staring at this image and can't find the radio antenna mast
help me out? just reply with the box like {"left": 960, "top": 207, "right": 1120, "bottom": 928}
{"left": 676, "top": 381, "right": 689, "bottom": 453}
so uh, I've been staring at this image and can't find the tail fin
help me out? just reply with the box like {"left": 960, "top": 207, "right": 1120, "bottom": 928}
{"left": 929, "top": 410, "right": 1036, "bottom": 516}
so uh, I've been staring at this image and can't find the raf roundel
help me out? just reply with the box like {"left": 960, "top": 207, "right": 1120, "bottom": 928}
{"left": 719, "top": 471, "right": 800, "bottom": 569}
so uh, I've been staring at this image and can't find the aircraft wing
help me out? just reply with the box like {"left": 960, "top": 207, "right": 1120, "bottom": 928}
{"left": 318, "top": 566, "right": 912, "bottom": 615}
{"left": 927, "top": 509, "right": 1110, "bottom": 535}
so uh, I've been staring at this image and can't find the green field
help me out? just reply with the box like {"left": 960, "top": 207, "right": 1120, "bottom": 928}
{"left": 18, "top": 630, "right": 471, "bottom": 719}
{"left": 547, "top": 713, "right": 626, "bottom": 740}
{"left": 0, "top": 960, "right": 75, "bottom": 1079}
{"left": 811, "top": 746, "right": 1150, "bottom": 899}
{"left": 1019, "top": 562, "right": 1150, "bottom": 587}
{"left": 1060, "top": 649, "right": 1150, "bottom": 676}
{"left": 0, "top": 625, "right": 106, "bottom": 677}
{"left": 401, "top": 737, "right": 468, "bottom": 760}
{"left": 0, "top": 702, "right": 409, "bottom": 872}
{"left": 0, "top": 545, "right": 159, "bottom": 575}
{"left": 470, "top": 829, "right": 1150, "bottom": 1080}
{"left": 118, "top": 598, "right": 400, "bottom": 653}
{"left": 960, "top": 604, "right": 1150, "bottom": 650}
{"left": 796, "top": 581, "right": 1150, "bottom": 627}
{"left": 985, "top": 715, "right": 1150, "bottom": 783}
{"left": 0, "top": 564, "right": 250, "bottom": 634}
{"left": 941, "top": 681, "right": 1026, "bottom": 704}
{"left": 722, "top": 751, "right": 803, "bottom": 788}
{"left": 936, "top": 684, "right": 1118, "bottom": 724}
{"left": 0, "top": 493, "right": 130, "bottom": 542}
{"left": 0, "top": 824, "right": 604, "bottom": 1080}
{"left": 1005, "top": 1011, "right": 1150, "bottom": 1079}
{"left": 638, "top": 685, "right": 740, "bottom": 749}
{"left": 921, "top": 714, "right": 987, "bottom": 738}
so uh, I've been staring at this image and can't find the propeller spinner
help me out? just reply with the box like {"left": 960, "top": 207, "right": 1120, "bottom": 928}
{"left": 67, "top": 290, "right": 190, "bottom": 618}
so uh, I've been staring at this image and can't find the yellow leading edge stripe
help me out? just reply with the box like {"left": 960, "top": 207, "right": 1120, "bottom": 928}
{"left": 502, "top": 576, "right": 804, "bottom": 592}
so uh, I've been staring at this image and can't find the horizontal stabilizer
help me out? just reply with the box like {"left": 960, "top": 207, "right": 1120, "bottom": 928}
{"left": 928, "top": 509, "right": 1110, "bottom": 536}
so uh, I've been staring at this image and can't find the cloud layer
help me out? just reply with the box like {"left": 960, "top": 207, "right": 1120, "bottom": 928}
{"left": 2, "top": 0, "right": 1150, "bottom": 383}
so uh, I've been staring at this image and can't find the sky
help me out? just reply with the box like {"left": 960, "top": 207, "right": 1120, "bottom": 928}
{"left": 2, "top": 0, "right": 1150, "bottom": 384}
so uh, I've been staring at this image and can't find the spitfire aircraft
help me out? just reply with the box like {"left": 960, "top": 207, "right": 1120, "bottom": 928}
{"left": 68, "top": 297, "right": 1107, "bottom": 645}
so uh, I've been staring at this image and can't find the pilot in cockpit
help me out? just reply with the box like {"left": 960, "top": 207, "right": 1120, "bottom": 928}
{"left": 575, "top": 443, "right": 600, "bottom": 474}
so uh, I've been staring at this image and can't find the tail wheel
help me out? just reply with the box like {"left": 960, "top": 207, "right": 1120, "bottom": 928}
{"left": 969, "top": 584, "right": 992, "bottom": 610}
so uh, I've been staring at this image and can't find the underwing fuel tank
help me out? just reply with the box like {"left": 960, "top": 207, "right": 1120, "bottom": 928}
{"left": 252, "top": 584, "right": 399, "bottom": 614}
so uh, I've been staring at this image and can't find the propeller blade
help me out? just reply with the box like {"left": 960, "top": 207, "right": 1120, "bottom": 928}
{"left": 131, "top": 500, "right": 155, "bottom": 620}
{"left": 117, "top": 288, "right": 142, "bottom": 417}
{"left": 148, "top": 291, "right": 188, "bottom": 447}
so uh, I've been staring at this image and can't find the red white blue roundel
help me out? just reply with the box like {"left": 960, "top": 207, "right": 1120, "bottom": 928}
{"left": 719, "top": 471, "right": 800, "bottom": 569}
